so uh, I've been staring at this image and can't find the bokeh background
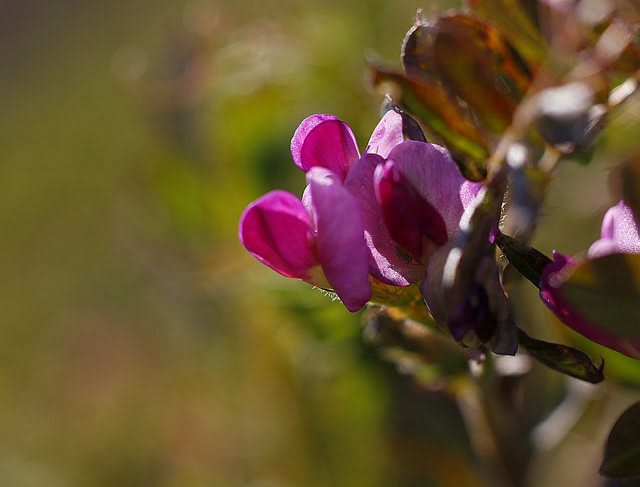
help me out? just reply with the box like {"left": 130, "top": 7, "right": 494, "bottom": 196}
{"left": 2, "top": 0, "right": 640, "bottom": 486}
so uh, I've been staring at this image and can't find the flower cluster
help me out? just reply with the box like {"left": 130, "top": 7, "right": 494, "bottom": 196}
{"left": 240, "top": 111, "right": 640, "bottom": 360}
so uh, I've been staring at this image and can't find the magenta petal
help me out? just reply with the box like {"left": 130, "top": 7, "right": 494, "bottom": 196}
{"left": 239, "top": 190, "right": 318, "bottom": 279}
{"left": 344, "top": 154, "right": 427, "bottom": 286}
{"left": 365, "top": 110, "right": 404, "bottom": 158}
{"left": 375, "top": 160, "right": 448, "bottom": 261}
{"left": 307, "top": 167, "right": 371, "bottom": 311}
{"left": 588, "top": 201, "right": 640, "bottom": 259}
{"left": 540, "top": 251, "right": 640, "bottom": 358}
{"left": 386, "top": 141, "right": 483, "bottom": 239}
{"left": 290, "top": 114, "right": 360, "bottom": 180}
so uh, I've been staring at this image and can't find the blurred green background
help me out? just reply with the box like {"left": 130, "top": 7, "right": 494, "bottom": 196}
{"left": 1, "top": 0, "right": 639, "bottom": 486}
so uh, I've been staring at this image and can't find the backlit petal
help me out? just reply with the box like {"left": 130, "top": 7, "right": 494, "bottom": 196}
{"left": 239, "top": 190, "right": 317, "bottom": 279}
{"left": 588, "top": 201, "right": 640, "bottom": 259}
{"left": 291, "top": 114, "right": 360, "bottom": 180}
{"left": 365, "top": 110, "right": 404, "bottom": 158}
{"left": 386, "top": 141, "right": 483, "bottom": 239}
{"left": 345, "top": 154, "right": 427, "bottom": 286}
{"left": 307, "top": 167, "right": 371, "bottom": 311}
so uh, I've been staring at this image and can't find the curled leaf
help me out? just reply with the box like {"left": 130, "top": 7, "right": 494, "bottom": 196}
{"left": 518, "top": 329, "right": 604, "bottom": 383}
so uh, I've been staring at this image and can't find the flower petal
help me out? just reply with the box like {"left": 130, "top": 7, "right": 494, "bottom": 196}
{"left": 540, "top": 251, "right": 640, "bottom": 358}
{"left": 290, "top": 114, "right": 360, "bottom": 179}
{"left": 588, "top": 201, "right": 640, "bottom": 259}
{"left": 344, "top": 154, "right": 427, "bottom": 286}
{"left": 239, "top": 190, "right": 317, "bottom": 279}
{"left": 307, "top": 167, "right": 371, "bottom": 311}
{"left": 365, "top": 110, "right": 404, "bottom": 158}
{"left": 375, "top": 160, "right": 448, "bottom": 260}
{"left": 386, "top": 141, "right": 483, "bottom": 239}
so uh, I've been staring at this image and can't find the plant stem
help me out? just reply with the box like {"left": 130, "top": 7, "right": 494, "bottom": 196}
{"left": 457, "top": 356, "right": 531, "bottom": 487}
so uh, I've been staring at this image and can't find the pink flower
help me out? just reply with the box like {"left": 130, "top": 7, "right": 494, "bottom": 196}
{"left": 240, "top": 111, "right": 404, "bottom": 312}
{"left": 540, "top": 201, "right": 640, "bottom": 357}
{"left": 240, "top": 110, "right": 482, "bottom": 312}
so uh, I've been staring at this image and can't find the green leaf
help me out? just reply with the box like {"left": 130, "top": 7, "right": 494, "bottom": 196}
{"left": 518, "top": 329, "right": 604, "bottom": 383}
{"left": 559, "top": 253, "right": 640, "bottom": 342}
{"left": 369, "top": 64, "right": 489, "bottom": 181}
{"left": 495, "top": 233, "right": 552, "bottom": 287}
{"left": 600, "top": 401, "right": 640, "bottom": 479}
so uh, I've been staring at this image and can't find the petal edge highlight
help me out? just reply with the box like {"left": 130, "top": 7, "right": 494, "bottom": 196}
{"left": 307, "top": 168, "right": 371, "bottom": 311}
{"left": 239, "top": 190, "right": 317, "bottom": 279}
{"left": 291, "top": 114, "right": 360, "bottom": 179}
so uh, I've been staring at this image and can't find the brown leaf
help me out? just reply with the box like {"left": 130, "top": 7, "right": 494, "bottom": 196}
{"left": 467, "top": 0, "right": 547, "bottom": 66}
{"left": 403, "top": 13, "right": 531, "bottom": 133}
{"left": 370, "top": 64, "right": 489, "bottom": 181}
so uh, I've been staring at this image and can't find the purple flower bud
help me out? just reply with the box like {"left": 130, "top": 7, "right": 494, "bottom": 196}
{"left": 448, "top": 283, "right": 496, "bottom": 344}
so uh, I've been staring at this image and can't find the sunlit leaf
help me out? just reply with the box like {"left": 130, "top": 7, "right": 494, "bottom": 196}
{"left": 403, "top": 13, "right": 531, "bottom": 133}
{"left": 370, "top": 64, "right": 489, "bottom": 181}
{"left": 518, "top": 329, "right": 604, "bottom": 383}
{"left": 559, "top": 253, "right": 640, "bottom": 343}
{"left": 466, "top": 0, "right": 546, "bottom": 66}
{"left": 600, "top": 401, "right": 640, "bottom": 479}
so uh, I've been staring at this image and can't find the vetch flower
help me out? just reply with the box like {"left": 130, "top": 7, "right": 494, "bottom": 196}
{"left": 540, "top": 201, "right": 640, "bottom": 357}
{"left": 240, "top": 110, "right": 407, "bottom": 312}
{"left": 240, "top": 109, "right": 483, "bottom": 316}
{"left": 289, "top": 109, "right": 446, "bottom": 288}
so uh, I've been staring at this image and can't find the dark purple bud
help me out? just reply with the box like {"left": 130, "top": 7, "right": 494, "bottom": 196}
{"left": 448, "top": 283, "right": 496, "bottom": 344}
{"left": 375, "top": 160, "right": 448, "bottom": 261}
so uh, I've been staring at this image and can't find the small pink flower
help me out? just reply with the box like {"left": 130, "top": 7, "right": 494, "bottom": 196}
{"left": 240, "top": 110, "right": 404, "bottom": 311}
{"left": 540, "top": 202, "right": 640, "bottom": 357}
{"left": 240, "top": 110, "right": 483, "bottom": 312}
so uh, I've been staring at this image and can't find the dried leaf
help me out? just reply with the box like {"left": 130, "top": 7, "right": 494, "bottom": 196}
{"left": 403, "top": 13, "right": 531, "bottom": 133}
{"left": 467, "top": 0, "right": 546, "bottom": 66}
{"left": 370, "top": 64, "right": 489, "bottom": 180}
